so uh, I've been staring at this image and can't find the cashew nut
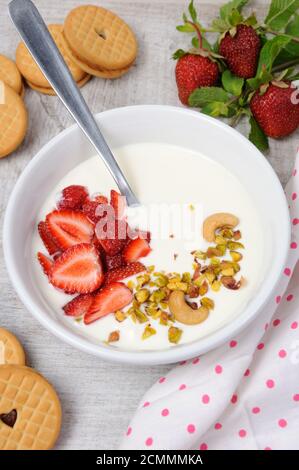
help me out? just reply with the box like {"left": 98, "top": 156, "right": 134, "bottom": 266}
{"left": 203, "top": 213, "right": 239, "bottom": 242}
{"left": 168, "top": 291, "right": 209, "bottom": 325}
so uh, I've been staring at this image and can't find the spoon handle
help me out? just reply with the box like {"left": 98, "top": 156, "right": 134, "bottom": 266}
{"left": 9, "top": 0, "right": 139, "bottom": 206}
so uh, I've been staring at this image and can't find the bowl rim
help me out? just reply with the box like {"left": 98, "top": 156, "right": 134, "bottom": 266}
{"left": 3, "top": 104, "right": 290, "bottom": 365}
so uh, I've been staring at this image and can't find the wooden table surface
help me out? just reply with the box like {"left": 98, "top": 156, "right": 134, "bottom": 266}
{"left": 0, "top": 0, "right": 298, "bottom": 449}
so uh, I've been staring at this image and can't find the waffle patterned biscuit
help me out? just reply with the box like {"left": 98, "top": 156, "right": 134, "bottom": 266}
{"left": 16, "top": 24, "right": 87, "bottom": 88}
{"left": 26, "top": 73, "right": 91, "bottom": 95}
{"left": 0, "top": 81, "right": 28, "bottom": 159}
{"left": 63, "top": 5, "right": 137, "bottom": 72}
{"left": 0, "top": 365, "right": 62, "bottom": 450}
{"left": 0, "top": 328, "right": 25, "bottom": 366}
{"left": 0, "top": 54, "right": 22, "bottom": 95}
{"left": 61, "top": 32, "right": 131, "bottom": 78}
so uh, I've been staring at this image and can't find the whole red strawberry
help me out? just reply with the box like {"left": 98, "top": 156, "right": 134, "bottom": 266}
{"left": 250, "top": 82, "right": 299, "bottom": 138}
{"left": 175, "top": 54, "right": 219, "bottom": 105}
{"left": 219, "top": 25, "right": 260, "bottom": 79}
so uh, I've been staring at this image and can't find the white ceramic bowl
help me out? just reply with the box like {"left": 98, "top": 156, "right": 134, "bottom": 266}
{"left": 3, "top": 105, "right": 290, "bottom": 364}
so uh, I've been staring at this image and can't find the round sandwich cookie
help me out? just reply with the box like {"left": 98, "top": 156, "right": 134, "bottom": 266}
{"left": 26, "top": 73, "right": 91, "bottom": 95}
{"left": 0, "top": 328, "right": 25, "bottom": 366}
{"left": 19, "top": 81, "right": 25, "bottom": 99}
{"left": 0, "top": 365, "right": 62, "bottom": 450}
{"left": 63, "top": 5, "right": 137, "bottom": 73}
{"left": 16, "top": 24, "right": 87, "bottom": 89}
{"left": 0, "top": 54, "right": 22, "bottom": 95}
{"left": 61, "top": 33, "right": 131, "bottom": 79}
{"left": 0, "top": 81, "right": 28, "bottom": 159}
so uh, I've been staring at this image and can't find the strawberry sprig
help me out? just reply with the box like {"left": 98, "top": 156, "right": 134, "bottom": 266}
{"left": 174, "top": 0, "right": 299, "bottom": 151}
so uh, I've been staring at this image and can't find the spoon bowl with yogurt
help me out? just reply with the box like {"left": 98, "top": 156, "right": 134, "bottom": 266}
{"left": 3, "top": 105, "right": 290, "bottom": 364}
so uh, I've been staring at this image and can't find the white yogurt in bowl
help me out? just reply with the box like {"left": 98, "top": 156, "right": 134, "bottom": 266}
{"left": 33, "top": 142, "right": 264, "bottom": 351}
{"left": 4, "top": 106, "right": 289, "bottom": 364}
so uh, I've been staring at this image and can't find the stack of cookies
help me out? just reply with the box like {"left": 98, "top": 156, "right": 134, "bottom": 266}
{"left": 15, "top": 4, "right": 138, "bottom": 95}
{"left": 0, "top": 328, "right": 61, "bottom": 450}
{"left": 62, "top": 5, "right": 137, "bottom": 79}
{"left": 0, "top": 55, "right": 28, "bottom": 159}
{"left": 0, "top": 4, "right": 137, "bottom": 158}
{"left": 16, "top": 24, "right": 91, "bottom": 95}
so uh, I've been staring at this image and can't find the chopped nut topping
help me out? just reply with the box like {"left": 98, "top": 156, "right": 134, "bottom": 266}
{"left": 227, "top": 241, "right": 244, "bottom": 250}
{"left": 233, "top": 230, "right": 241, "bottom": 240}
{"left": 102, "top": 211, "right": 244, "bottom": 344}
{"left": 187, "top": 284, "right": 200, "bottom": 298}
{"left": 168, "top": 326, "right": 183, "bottom": 344}
{"left": 230, "top": 251, "right": 243, "bottom": 262}
{"left": 114, "top": 310, "right": 127, "bottom": 322}
{"left": 108, "top": 331, "right": 120, "bottom": 342}
{"left": 221, "top": 276, "right": 242, "bottom": 290}
{"left": 200, "top": 297, "right": 215, "bottom": 310}
{"left": 167, "top": 281, "right": 188, "bottom": 292}
{"left": 142, "top": 324, "right": 157, "bottom": 340}
{"left": 136, "top": 273, "right": 150, "bottom": 287}
{"left": 186, "top": 300, "right": 198, "bottom": 310}
{"left": 135, "top": 288, "right": 150, "bottom": 303}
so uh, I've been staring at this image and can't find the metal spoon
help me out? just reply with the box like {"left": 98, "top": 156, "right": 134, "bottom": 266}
{"left": 8, "top": 0, "right": 139, "bottom": 206}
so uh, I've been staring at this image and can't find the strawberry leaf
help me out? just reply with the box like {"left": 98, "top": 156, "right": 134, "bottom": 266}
{"left": 274, "top": 41, "right": 299, "bottom": 65}
{"left": 244, "top": 13, "right": 258, "bottom": 26}
{"left": 249, "top": 116, "right": 269, "bottom": 152}
{"left": 274, "top": 13, "right": 299, "bottom": 64}
{"left": 189, "top": 87, "right": 229, "bottom": 107}
{"left": 188, "top": 0, "right": 198, "bottom": 23}
{"left": 172, "top": 49, "right": 187, "bottom": 60}
{"left": 228, "top": 8, "right": 244, "bottom": 26}
{"left": 176, "top": 23, "right": 196, "bottom": 33}
{"left": 247, "top": 69, "right": 273, "bottom": 90}
{"left": 212, "top": 18, "right": 230, "bottom": 32}
{"left": 265, "top": 0, "right": 299, "bottom": 32}
{"left": 256, "top": 36, "right": 291, "bottom": 76}
{"left": 220, "top": 0, "right": 248, "bottom": 21}
{"left": 286, "top": 12, "right": 299, "bottom": 34}
{"left": 201, "top": 102, "right": 230, "bottom": 117}
{"left": 222, "top": 70, "right": 244, "bottom": 95}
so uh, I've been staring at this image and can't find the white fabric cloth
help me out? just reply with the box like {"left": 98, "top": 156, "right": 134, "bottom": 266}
{"left": 120, "top": 157, "right": 299, "bottom": 450}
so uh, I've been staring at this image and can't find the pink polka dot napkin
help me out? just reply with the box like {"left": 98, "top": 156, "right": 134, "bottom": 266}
{"left": 120, "top": 158, "right": 299, "bottom": 450}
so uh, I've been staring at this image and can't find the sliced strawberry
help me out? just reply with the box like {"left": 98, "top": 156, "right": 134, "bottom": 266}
{"left": 110, "top": 189, "right": 126, "bottom": 219}
{"left": 104, "top": 262, "right": 146, "bottom": 284}
{"left": 57, "top": 185, "right": 88, "bottom": 210}
{"left": 96, "top": 219, "right": 127, "bottom": 256}
{"left": 46, "top": 209, "right": 94, "bottom": 251}
{"left": 84, "top": 282, "right": 133, "bottom": 324}
{"left": 104, "top": 253, "right": 125, "bottom": 271}
{"left": 63, "top": 293, "right": 94, "bottom": 317}
{"left": 128, "top": 229, "right": 151, "bottom": 243}
{"left": 82, "top": 200, "right": 102, "bottom": 224}
{"left": 94, "top": 194, "right": 108, "bottom": 204}
{"left": 50, "top": 243, "right": 104, "bottom": 294}
{"left": 92, "top": 235, "right": 107, "bottom": 258}
{"left": 123, "top": 237, "right": 151, "bottom": 263}
{"left": 37, "top": 252, "right": 53, "bottom": 277}
{"left": 98, "top": 238, "right": 126, "bottom": 257}
{"left": 38, "top": 221, "right": 61, "bottom": 255}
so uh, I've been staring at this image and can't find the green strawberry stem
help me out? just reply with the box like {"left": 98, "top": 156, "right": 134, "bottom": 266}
{"left": 230, "top": 110, "right": 243, "bottom": 128}
{"left": 272, "top": 58, "right": 299, "bottom": 74}
{"left": 186, "top": 20, "right": 203, "bottom": 49}
{"left": 263, "top": 28, "right": 299, "bottom": 44}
